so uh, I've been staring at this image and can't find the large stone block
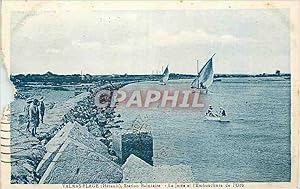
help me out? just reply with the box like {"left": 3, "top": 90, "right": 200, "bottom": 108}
{"left": 40, "top": 140, "right": 123, "bottom": 184}
{"left": 37, "top": 122, "right": 110, "bottom": 179}
{"left": 122, "top": 154, "right": 194, "bottom": 183}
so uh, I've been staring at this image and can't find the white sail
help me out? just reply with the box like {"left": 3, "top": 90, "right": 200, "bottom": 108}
{"left": 161, "top": 65, "right": 170, "bottom": 84}
{"left": 191, "top": 55, "right": 214, "bottom": 89}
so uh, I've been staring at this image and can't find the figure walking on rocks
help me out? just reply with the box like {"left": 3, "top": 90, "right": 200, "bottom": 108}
{"left": 29, "top": 99, "right": 40, "bottom": 137}
{"left": 38, "top": 96, "right": 45, "bottom": 123}
{"left": 24, "top": 97, "right": 33, "bottom": 132}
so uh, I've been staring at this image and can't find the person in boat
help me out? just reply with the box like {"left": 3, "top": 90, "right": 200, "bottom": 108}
{"left": 219, "top": 107, "right": 226, "bottom": 117}
{"left": 200, "top": 82, "right": 206, "bottom": 89}
{"left": 206, "top": 105, "right": 216, "bottom": 117}
{"left": 199, "top": 82, "right": 209, "bottom": 94}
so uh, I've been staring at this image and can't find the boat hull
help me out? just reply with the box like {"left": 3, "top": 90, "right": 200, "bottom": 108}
{"left": 204, "top": 116, "right": 230, "bottom": 122}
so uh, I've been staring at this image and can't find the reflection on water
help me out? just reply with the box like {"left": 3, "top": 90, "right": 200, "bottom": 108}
{"left": 116, "top": 78, "right": 291, "bottom": 182}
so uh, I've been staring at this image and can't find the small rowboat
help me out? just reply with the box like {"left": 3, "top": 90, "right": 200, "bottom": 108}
{"left": 204, "top": 115, "right": 230, "bottom": 123}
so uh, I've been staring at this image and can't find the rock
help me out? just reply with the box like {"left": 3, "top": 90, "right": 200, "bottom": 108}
{"left": 111, "top": 155, "right": 119, "bottom": 163}
{"left": 88, "top": 127, "right": 103, "bottom": 137}
{"left": 99, "top": 138, "right": 110, "bottom": 147}
{"left": 105, "top": 124, "right": 120, "bottom": 129}
{"left": 121, "top": 154, "right": 153, "bottom": 183}
{"left": 11, "top": 161, "right": 33, "bottom": 184}
{"left": 40, "top": 141, "right": 123, "bottom": 184}
{"left": 32, "top": 145, "right": 47, "bottom": 162}
{"left": 122, "top": 155, "right": 194, "bottom": 183}
{"left": 103, "top": 129, "right": 112, "bottom": 138}
{"left": 37, "top": 122, "right": 111, "bottom": 178}
{"left": 115, "top": 120, "right": 124, "bottom": 124}
{"left": 36, "top": 147, "right": 59, "bottom": 178}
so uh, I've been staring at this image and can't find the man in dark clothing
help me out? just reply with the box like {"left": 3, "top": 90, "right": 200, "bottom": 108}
{"left": 38, "top": 97, "right": 45, "bottom": 123}
{"left": 200, "top": 82, "right": 205, "bottom": 89}
{"left": 219, "top": 107, "right": 226, "bottom": 117}
{"left": 206, "top": 105, "right": 216, "bottom": 117}
{"left": 24, "top": 97, "right": 33, "bottom": 132}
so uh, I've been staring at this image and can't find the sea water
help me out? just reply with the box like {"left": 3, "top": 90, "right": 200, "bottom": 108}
{"left": 116, "top": 78, "right": 291, "bottom": 182}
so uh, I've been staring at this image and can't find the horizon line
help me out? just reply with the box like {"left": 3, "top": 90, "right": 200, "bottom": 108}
{"left": 11, "top": 71, "right": 291, "bottom": 76}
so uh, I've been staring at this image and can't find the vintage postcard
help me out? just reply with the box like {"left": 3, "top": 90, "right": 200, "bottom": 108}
{"left": 0, "top": 1, "right": 299, "bottom": 189}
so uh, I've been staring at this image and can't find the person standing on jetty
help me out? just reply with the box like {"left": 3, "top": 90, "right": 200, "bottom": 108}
{"left": 29, "top": 99, "right": 40, "bottom": 137}
{"left": 24, "top": 97, "right": 33, "bottom": 132}
{"left": 38, "top": 96, "right": 45, "bottom": 123}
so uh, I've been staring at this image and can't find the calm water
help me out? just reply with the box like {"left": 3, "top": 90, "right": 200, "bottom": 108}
{"left": 116, "top": 78, "right": 291, "bottom": 182}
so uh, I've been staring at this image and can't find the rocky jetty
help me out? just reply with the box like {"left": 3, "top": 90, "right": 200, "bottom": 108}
{"left": 35, "top": 89, "right": 125, "bottom": 183}
{"left": 61, "top": 91, "right": 123, "bottom": 159}
{"left": 9, "top": 87, "right": 123, "bottom": 184}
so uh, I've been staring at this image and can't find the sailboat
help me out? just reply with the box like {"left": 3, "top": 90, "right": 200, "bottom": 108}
{"left": 191, "top": 54, "right": 215, "bottom": 93}
{"left": 159, "top": 65, "right": 170, "bottom": 85}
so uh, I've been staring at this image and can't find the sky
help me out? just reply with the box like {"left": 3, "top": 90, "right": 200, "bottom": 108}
{"left": 11, "top": 9, "right": 290, "bottom": 75}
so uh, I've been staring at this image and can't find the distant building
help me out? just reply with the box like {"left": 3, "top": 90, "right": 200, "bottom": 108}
{"left": 275, "top": 70, "right": 281, "bottom": 76}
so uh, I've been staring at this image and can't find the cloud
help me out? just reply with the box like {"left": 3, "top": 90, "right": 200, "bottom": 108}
{"left": 150, "top": 30, "right": 257, "bottom": 47}
{"left": 10, "top": 10, "right": 289, "bottom": 74}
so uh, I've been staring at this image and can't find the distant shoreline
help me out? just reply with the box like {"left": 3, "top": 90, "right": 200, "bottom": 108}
{"left": 10, "top": 71, "right": 290, "bottom": 86}
{"left": 11, "top": 72, "right": 291, "bottom": 77}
